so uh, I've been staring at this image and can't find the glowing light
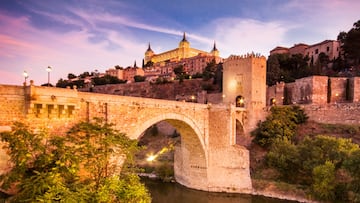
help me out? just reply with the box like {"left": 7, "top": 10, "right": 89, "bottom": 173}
{"left": 146, "top": 154, "right": 157, "bottom": 162}
{"left": 229, "top": 79, "right": 237, "bottom": 90}
{"left": 146, "top": 147, "right": 170, "bottom": 162}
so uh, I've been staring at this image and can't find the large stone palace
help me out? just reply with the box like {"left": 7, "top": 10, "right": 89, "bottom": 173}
{"left": 143, "top": 33, "right": 222, "bottom": 78}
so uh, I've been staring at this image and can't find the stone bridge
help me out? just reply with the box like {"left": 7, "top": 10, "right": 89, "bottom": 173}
{"left": 0, "top": 83, "right": 256, "bottom": 194}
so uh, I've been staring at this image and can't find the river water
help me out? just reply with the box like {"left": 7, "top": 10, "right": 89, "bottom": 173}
{"left": 142, "top": 178, "right": 298, "bottom": 203}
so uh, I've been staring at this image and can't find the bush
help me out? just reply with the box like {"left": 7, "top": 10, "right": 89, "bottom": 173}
{"left": 252, "top": 106, "right": 307, "bottom": 147}
{"left": 312, "top": 161, "right": 336, "bottom": 200}
{"left": 266, "top": 139, "right": 300, "bottom": 182}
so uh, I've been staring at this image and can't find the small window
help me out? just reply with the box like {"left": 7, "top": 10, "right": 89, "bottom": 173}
{"left": 315, "top": 49, "right": 319, "bottom": 54}
{"left": 68, "top": 105, "right": 75, "bottom": 117}
{"left": 270, "top": 98, "right": 276, "bottom": 106}
{"left": 235, "top": 95, "right": 245, "bottom": 108}
{"left": 327, "top": 46, "right": 330, "bottom": 52}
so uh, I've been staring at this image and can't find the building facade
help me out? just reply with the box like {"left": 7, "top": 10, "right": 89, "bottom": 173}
{"left": 270, "top": 40, "right": 341, "bottom": 64}
{"left": 144, "top": 33, "right": 222, "bottom": 77}
{"left": 305, "top": 40, "right": 340, "bottom": 64}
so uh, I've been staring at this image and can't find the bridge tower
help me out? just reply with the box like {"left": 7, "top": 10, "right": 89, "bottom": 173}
{"left": 222, "top": 53, "right": 267, "bottom": 137}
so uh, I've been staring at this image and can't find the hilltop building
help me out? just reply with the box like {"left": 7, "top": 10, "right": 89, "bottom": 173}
{"left": 144, "top": 33, "right": 222, "bottom": 78}
{"left": 105, "top": 62, "right": 144, "bottom": 82}
{"left": 270, "top": 40, "right": 341, "bottom": 65}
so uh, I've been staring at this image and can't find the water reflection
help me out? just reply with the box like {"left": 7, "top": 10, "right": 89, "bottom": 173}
{"left": 142, "top": 178, "right": 297, "bottom": 203}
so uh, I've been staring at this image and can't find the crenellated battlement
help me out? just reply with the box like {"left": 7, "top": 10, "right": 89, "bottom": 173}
{"left": 225, "top": 52, "right": 266, "bottom": 62}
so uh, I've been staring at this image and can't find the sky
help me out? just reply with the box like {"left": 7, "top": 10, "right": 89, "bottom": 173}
{"left": 0, "top": 0, "right": 359, "bottom": 85}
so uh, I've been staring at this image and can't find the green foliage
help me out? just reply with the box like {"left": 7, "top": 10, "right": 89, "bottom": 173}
{"left": 266, "top": 139, "right": 300, "bottom": 182}
{"left": 92, "top": 75, "right": 127, "bottom": 85}
{"left": 311, "top": 161, "right": 336, "bottom": 200}
{"left": 134, "top": 75, "right": 146, "bottom": 82}
{"left": 56, "top": 78, "right": 85, "bottom": 88}
{"left": 0, "top": 120, "right": 151, "bottom": 202}
{"left": 343, "top": 149, "right": 360, "bottom": 201}
{"left": 266, "top": 54, "right": 311, "bottom": 86}
{"left": 338, "top": 20, "right": 360, "bottom": 66}
{"left": 173, "top": 65, "right": 184, "bottom": 76}
{"left": 202, "top": 59, "right": 217, "bottom": 81}
{"left": 265, "top": 133, "right": 360, "bottom": 201}
{"left": 252, "top": 106, "right": 307, "bottom": 147}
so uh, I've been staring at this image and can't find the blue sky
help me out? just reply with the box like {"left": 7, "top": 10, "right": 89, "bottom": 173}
{"left": 0, "top": 0, "right": 359, "bottom": 85}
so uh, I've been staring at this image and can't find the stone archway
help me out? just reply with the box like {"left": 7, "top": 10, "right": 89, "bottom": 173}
{"left": 131, "top": 113, "right": 209, "bottom": 191}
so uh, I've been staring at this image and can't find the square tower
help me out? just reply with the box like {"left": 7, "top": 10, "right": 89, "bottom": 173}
{"left": 222, "top": 54, "right": 266, "bottom": 109}
{"left": 222, "top": 54, "right": 267, "bottom": 134}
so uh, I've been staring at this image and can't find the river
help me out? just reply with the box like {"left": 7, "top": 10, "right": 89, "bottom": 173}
{"left": 142, "top": 178, "right": 298, "bottom": 203}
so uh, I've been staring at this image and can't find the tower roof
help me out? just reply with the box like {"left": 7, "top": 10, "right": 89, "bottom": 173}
{"left": 212, "top": 41, "right": 218, "bottom": 51}
{"left": 181, "top": 32, "right": 188, "bottom": 42}
{"left": 146, "top": 43, "right": 153, "bottom": 52}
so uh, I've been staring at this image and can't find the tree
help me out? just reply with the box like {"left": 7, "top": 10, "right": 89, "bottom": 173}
{"left": 252, "top": 106, "right": 307, "bottom": 147}
{"left": 266, "top": 54, "right": 282, "bottom": 85}
{"left": 134, "top": 75, "right": 146, "bottom": 82}
{"left": 67, "top": 73, "right": 77, "bottom": 80}
{"left": 338, "top": 20, "right": 360, "bottom": 66}
{"left": 79, "top": 71, "right": 91, "bottom": 78}
{"left": 173, "top": 65, "right": 184, "bottom": 76}
{"left": 312, "top": 161, "right": 336, "bottom": 200}
{"left": 173, "top": 65, "right": 185, "bottom": 82}
{"left": 266, "top": 139, "right": 300, "bottom": 182}
{"left": 202, "top": 59, "right": 217, "bottom": 81}
{"left": 0, "top": 120, "right": 151, "bottom": 202}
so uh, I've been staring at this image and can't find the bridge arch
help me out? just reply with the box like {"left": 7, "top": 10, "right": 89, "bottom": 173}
{"left": 130, "top": 112, "right": 209, "bottom": 189}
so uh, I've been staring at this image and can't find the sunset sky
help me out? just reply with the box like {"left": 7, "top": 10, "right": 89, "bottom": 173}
{"left": 0, "top": 0, "right": 359, "bottom": 85}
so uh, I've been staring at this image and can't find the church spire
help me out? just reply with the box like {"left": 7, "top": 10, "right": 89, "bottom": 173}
{"left": 147, "top": 42, "right": 153, "bottom": 52}
{"left": 211, "top": 41, "right": 219, "bottom": 57}
{"left": 212, "top": 41, "right": 218, "bottom": 51}
{"left": 181, "top": 32, "right": 188, "bottom": 42}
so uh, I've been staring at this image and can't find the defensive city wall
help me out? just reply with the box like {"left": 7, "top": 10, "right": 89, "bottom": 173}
{"left": 267, "top": 76, "right": 360, "bottom": 125}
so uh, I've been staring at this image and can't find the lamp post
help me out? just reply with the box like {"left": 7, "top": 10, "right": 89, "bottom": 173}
{"left": 23, "top": 71, "right": 29, "bottom": 84}
{"left": 46, "top": 66, "right": 52, "bottom": 86}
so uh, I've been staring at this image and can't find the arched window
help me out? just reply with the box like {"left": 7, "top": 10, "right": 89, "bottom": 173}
{"left": 270, "top": 98, "right": 276, "bottom": 106}
{"left": 235, "top": 95, "right": 245, "bottom": 107}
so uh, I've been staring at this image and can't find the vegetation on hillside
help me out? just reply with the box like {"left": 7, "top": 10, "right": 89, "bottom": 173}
{"left": 251, "top": 106, "right": 360, "bottom": 202}
{"left": 0, "top": 119, "right": 151, "bottom": 203}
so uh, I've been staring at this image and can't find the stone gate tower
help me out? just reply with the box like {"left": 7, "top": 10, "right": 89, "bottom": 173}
{"left": 222, "top": 53, "right": 267, "bottom": 135}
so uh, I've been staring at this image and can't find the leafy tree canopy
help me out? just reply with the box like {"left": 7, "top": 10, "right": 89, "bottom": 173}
{"left": 0, "top": 120, "right": 151, "bottom": 202}
{"left": 338, "top": 20, "right": 360, "bottom": 66}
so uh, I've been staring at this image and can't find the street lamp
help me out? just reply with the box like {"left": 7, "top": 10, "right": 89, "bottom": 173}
{"left": 23, "top": 71, "right": 29, "bottom": 84}
{"left": 46, "top": 66, "right": 52, "bottom": 86}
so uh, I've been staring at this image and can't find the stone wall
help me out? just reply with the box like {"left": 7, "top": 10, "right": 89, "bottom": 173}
{"left": 352, "top": 77, "right": 360, "bottom": 102}
{"left": 0, "top": 85, "right": 26, "bottom": 126}
{"left": 330, "top": 77, "right": 348, "bottom": 103}
{"left": 87, "top": 79, "right": 220, "bottom": 102}
{"left": 266, "top": 82, "right": 285, "bottom": 105}
{"left": 268, "top": 76, "right": 360, "bottom": 105}
{"left": 303, "top": 103, "right": 360, "bottom": 125}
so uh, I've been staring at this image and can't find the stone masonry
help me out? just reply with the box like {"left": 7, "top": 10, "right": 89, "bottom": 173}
{"left": 0, "top": 82, "right": 252, "bottom": 194}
